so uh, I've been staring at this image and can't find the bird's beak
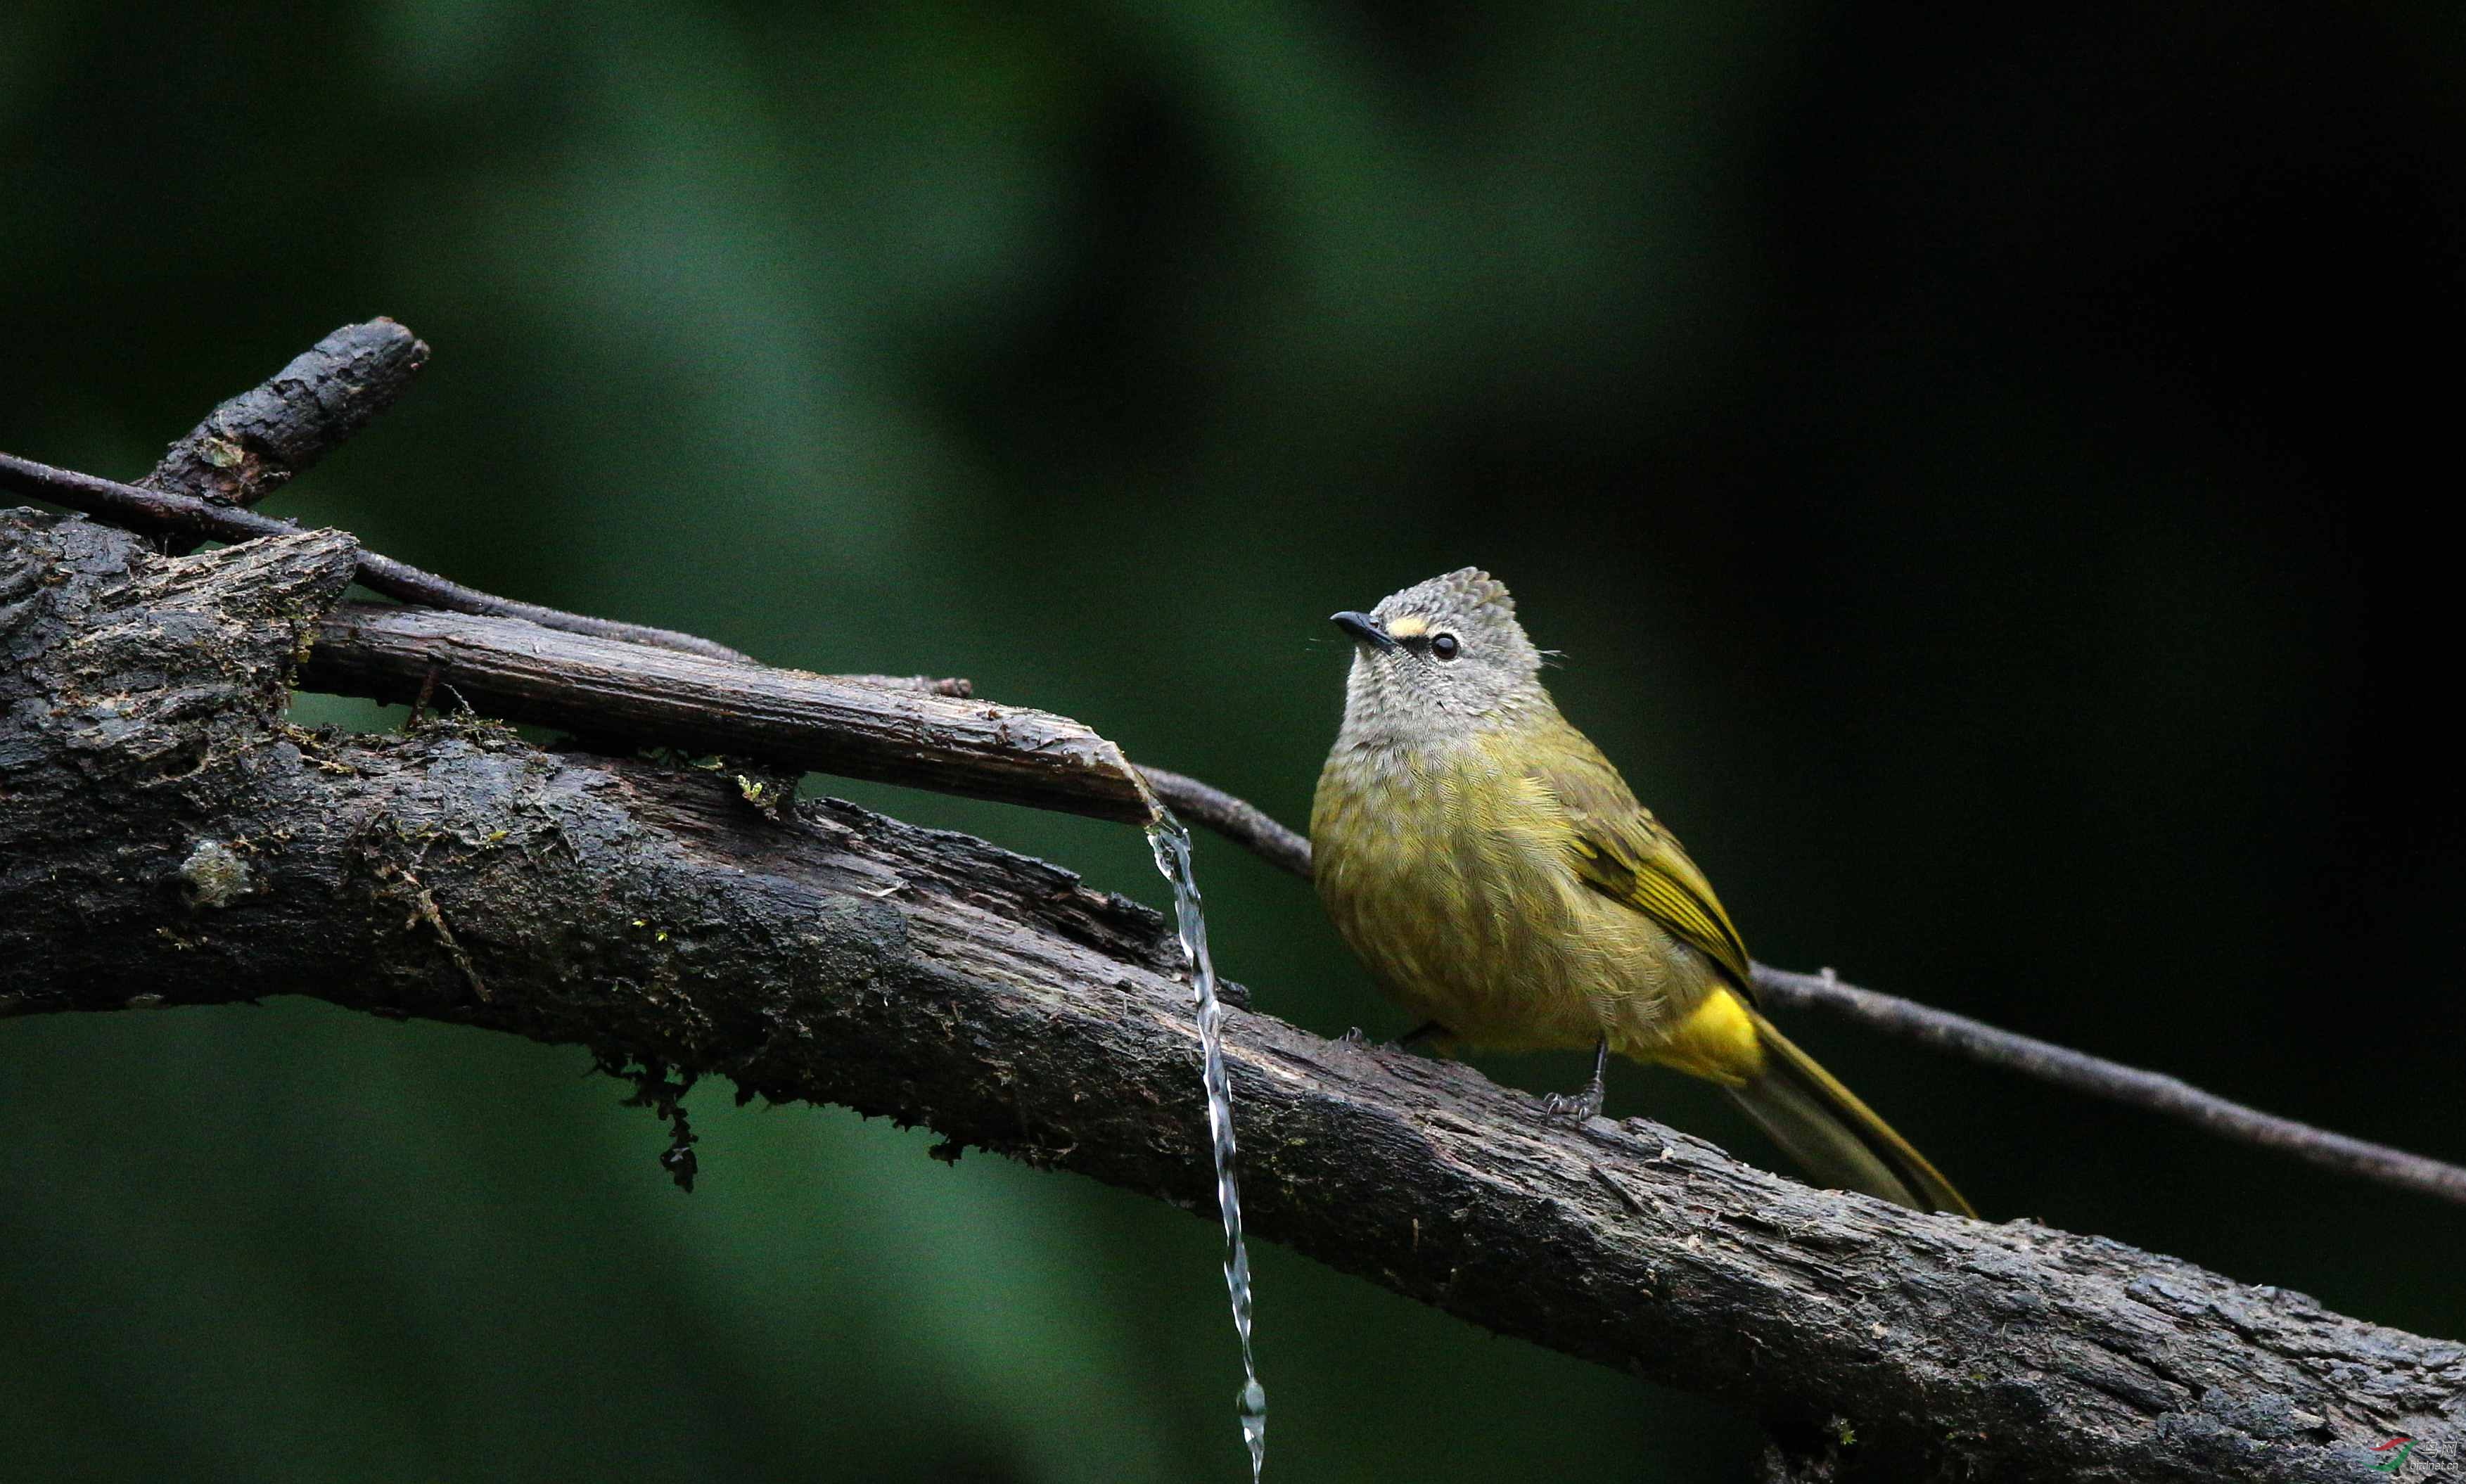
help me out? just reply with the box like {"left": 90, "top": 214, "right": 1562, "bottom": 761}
{"left": 1331, "top": 611, "right": 1398, "bottom": 652}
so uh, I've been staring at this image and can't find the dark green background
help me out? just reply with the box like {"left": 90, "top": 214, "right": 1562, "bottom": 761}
{"left": 6, "top": 2, "right": 2462, "bottom": 1479}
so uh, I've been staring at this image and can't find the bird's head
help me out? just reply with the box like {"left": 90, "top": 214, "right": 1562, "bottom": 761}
{"left": 1329, "top": 568, "right": 1549, "bottom": 747}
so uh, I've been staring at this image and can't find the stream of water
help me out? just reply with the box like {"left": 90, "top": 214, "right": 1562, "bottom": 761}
{"left": 1146, "top": 816, "right": 1267, "bottom": 1483}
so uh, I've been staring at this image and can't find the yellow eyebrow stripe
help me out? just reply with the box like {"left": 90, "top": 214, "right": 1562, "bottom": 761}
{"left": 1386, "top": 615, "right": 1429, "bottom": 639}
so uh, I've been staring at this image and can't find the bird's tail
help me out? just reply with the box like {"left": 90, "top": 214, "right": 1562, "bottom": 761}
{"left": 1721, "top": 1007, "right": 1974, "bottom": 1216}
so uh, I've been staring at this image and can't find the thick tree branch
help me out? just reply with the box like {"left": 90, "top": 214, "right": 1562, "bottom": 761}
{"left": 4, "top": 507, "right": 2455, "bottom": 1483}
{"left": 14, "top": 325, "right": 2446, "bottom": 1478}
{"left": 19, "top": 429, "right": 2466, "bottom": 1221}
{"left": 23, "top": 323, "right": 2455, "bottom": 1218}
{"left": 299, "top": 565, "right": 2466, "bottom": 1205}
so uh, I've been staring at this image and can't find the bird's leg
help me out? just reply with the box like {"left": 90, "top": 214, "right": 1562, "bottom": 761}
{"left": 1541, "top": 1037, "right": 1609, "bottom": 1122}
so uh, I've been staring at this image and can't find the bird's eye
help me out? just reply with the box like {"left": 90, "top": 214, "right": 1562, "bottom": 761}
{"left": 1431, "top": 632, "right": 1460, "bottom": 660}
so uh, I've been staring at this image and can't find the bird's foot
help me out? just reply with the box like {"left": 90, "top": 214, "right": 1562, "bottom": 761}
{"left": 1542, "top": 1037, "right": 1611, "bottom": 1122}
{"left": 1338, "top": 1027, "right": 1370, "bottom": 1049}
{"left": 1540, "top": 1082, "right": 1606, "bottom": 1122}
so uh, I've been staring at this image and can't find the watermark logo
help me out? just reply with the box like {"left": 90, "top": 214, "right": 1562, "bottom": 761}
{"left": 2370, "top": 1435, "right": 2414, "bottom": 1474}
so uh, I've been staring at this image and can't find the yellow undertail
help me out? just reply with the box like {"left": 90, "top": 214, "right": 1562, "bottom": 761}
{"left": 1642, "top": 989, "right": 1973, "bottom": 1217}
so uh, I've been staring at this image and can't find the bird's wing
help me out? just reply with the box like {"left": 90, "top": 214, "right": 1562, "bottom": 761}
{"left": 1529, "top": 732, "right": 1756, "bottom": 996}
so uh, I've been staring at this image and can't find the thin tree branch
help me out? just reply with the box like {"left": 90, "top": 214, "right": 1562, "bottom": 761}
{"left": 1134, "top": 757, "right": 2466, "bottom": 1213}
{"left": 1140, "top": 763, "right": 1315, "bottom": 874}
{"left": 2, "top": 508, "right": 2454, "bottom": 1484}
{"left": 1750, "top": 966, "right": 2466, "bottom": 1206}
{"left": 1139, "top": 765, "right": 1316, "bottom": 879}
{"left": 143, "top": 318, "right": 429, "bottom": 555}
{"left": 0, "top": 448, "right": 752, "bottom": 663}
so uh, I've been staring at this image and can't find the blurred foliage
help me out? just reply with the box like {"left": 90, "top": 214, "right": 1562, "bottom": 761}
{"left": 6, "top": 1, "right": 2465, "bottom": 1478}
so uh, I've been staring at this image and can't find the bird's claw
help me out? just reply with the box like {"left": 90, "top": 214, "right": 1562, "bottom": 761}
{"left": 1540, "top": 1087, "right": 1606, "bottom": 1122}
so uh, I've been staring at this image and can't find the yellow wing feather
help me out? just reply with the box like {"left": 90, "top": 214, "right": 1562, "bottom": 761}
{"left": 1528, "top": 727, "right": 1753, "bottom": 994}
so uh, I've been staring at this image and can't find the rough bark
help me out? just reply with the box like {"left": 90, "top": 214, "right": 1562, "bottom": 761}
{"left": 141, "top": 319, "right": 429, "bottom": 543}
{"left": 25, "top": 428, "right": 2466, "bottom": 1213}
{"left": 2, "top": 508, "right": 2455, "bottom": 1483}
{"left": 298, "top": 600, "right": 1155, "bottom": 822}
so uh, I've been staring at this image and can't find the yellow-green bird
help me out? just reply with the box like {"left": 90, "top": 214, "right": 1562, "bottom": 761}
{"left": 1312, "top": 568, "right": 1972, "bottom": 1215}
